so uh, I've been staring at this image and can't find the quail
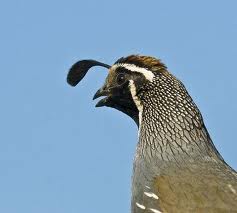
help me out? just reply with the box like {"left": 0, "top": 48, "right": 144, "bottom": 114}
{"left": 67, "top": 55, "right": 237, "bottom": 213}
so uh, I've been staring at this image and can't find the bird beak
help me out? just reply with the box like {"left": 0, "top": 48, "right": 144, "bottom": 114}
{"left": 95, "top": 96, "right": 111, "bottom": 107}
{"left": 93, "top": 85, "right": 112, "bottom": 107}
{"left": 93, "top": 86, "right": 109, "bottom": 100}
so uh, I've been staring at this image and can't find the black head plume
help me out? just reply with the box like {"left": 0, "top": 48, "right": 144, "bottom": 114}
{"left": 67, "top": 60, "right": 111, "bottom": 86}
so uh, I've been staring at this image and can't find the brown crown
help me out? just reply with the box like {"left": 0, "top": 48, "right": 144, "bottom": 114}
{"left": 114, "top": 55, "right": 167, "bottom": 72}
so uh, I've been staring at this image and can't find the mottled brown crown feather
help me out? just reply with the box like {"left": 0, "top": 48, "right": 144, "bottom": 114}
{"left": 114, "top": 55, "right": 167, "bottom": 72}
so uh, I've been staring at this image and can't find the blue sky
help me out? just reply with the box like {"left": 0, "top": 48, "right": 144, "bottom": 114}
{"left": 0, "top": 0, "right": 237, "bottom": 212}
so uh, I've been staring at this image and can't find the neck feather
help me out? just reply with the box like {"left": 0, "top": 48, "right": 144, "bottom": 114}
{"left": 136, "top": 74, "right": 223, "bottom": 165}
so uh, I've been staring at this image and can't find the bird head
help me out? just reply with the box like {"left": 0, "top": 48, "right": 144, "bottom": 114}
{"left": 67, "top": 55, "right": 184, "bottom": 126}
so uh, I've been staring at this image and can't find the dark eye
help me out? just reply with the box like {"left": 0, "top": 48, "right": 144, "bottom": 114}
{"left": 116, "top": 73, "right": 126, "bottom": 85}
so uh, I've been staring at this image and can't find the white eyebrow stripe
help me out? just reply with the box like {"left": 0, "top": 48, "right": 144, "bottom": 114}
{"left": 112, "top": 63, "right": 155, "bottom": 82}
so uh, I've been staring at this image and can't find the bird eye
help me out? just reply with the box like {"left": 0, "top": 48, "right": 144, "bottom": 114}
{"left": 116, "top": 73, "right": 126, "bottom": 85}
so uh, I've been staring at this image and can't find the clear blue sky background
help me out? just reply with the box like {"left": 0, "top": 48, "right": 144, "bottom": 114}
{"left": 0, "top": 1, "right": 237, "bottom": 212}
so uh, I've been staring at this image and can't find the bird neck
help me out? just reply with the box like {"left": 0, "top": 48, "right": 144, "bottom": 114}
{"left": 136, "top": 81, "right": 223, "bottom": 167}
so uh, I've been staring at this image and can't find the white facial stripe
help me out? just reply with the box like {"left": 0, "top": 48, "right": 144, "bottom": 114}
{"left": 129, "top": 80, "right": 143, "bottom": 128}
{"left": 113, "top": 63, "right": 154, "bottom": 82}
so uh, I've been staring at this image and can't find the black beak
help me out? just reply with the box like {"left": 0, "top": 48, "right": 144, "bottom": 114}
{"left": 95, "top": 97, "right": 110, "bottom": 107}
{"left": 93, "top": 87, "right": 110, "bottom": 100}
{"left": 93, "top": 86, "right": 112, "bottom": 107}
{"left": 93, "top": 89, "right": 139, "bottom": 126}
